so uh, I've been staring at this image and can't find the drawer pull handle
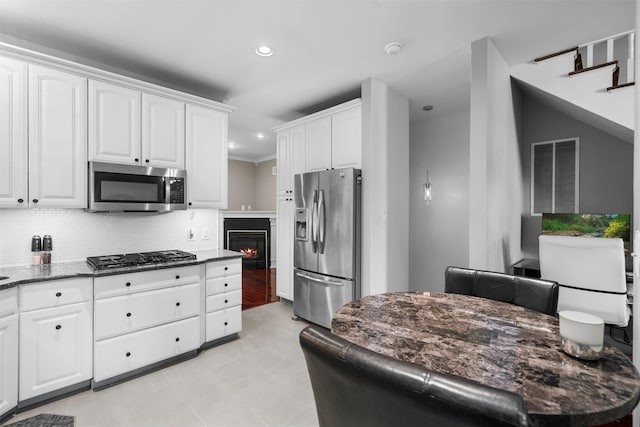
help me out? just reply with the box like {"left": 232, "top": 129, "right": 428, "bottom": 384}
{"left": 224, "top": 321, "right": 228, "bottom": 326}
{"left": 126, "top": 312, "right": 132, "bottom": 317}
{"left": 175, "top": 337, "right": 180, "bottom": 342}
{"left": 17, "top": 198, "right": 24, "bottom": 203}
{"left": 55, "top": 324, "right": 62, "bottom": 330}
{"left": 55, "top": 292, "right": 62, "bottom": 297}
{"left": 224, "top": 267, "right": 228, "bottom": 271}
{"left": 176, "top": 275, "right": 180, "bottom": 279}
{"left": 125, "top": 282, "right": 131, "bottom": 287}
{"left": 126, "top": 352, "right": 131, "bottom": 357}
{"left": 224, "top": 283, "right": 228, "bottom": 287}
{"left": 176, "top": 302, "right": 181, "bottom": 307}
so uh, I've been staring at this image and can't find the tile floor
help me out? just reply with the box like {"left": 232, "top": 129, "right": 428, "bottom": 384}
{"left": 3, "top": 302, "right": 319, "bottom": 427}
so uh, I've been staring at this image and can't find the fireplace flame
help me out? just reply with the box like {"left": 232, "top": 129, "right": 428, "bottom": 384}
{"left": 241, "top": 248, "right": 258, "bottom": 258}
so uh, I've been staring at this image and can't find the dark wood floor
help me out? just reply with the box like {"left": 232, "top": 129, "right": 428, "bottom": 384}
{"left": 242, "top": 267, "right": 279, "bottom": 310}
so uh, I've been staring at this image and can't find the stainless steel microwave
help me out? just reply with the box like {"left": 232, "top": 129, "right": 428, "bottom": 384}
{"left": 87, "top": 161, "right": 187, "bottom": 212}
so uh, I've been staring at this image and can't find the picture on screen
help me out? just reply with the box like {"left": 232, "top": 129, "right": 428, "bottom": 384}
{"left": 541, "top": 213, "right": 631, "bottom": 253}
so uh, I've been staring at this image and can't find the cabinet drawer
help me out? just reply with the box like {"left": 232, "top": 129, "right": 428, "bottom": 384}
{"left": 94, "top": 265, "right": 199, "bottom": 299}
{"left": 94, "top": 316, "right": 199, "bottom": 382}
{"left": 0, "top": 288, "right": 18, "bottom": 317}
{"left": 206, "top": 290, "right": 241, "bottom": 313}
{"left": 206, "top": 259, "right": 241, "bottom": 278}
{"left": 205, "top": 305, "right": 241, "bottom": 342}
{"left": 20, "top": 278, "right": 92, "bottom": 312}
{"left": 95, "top": 283, "right": 200, "bottom": 340}
{"left": 206, "top": 275, "right": 241, "bottom": 296}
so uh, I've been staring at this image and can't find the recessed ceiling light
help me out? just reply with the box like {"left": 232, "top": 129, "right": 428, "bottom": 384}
{"left": 255, "top": 46, "right": 274, "bottom": 57}
{"left": 384, "top": 42, "right": 403, "bottom": 55}
{"left": 256, "top": 132, "right": 265, "bottom": 139}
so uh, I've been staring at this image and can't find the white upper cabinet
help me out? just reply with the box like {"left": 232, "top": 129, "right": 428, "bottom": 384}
{"left": 185, "top": 104, "right": 228, "bottom": 209}
{"left": 276, "top": 125, "right": 306, "bottom": 197}
{"left": 142, "top": 93, "right": 185, "bottom": 169}
{"left": 28, "top": 64, "right": 87, "bottom": 208}
{"left": 88, "top": 80, "right": 141, "bottom": 165}
{"left": 331, "top": 105, "right": 361, "bottom": 169}
{"left": 305, "top": 116, "right": 332, "bottom": 172}
{"left": 0, "top": 57, "right": 27, "bottom": 208}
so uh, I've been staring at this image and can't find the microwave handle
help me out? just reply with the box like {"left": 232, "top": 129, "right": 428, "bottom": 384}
{"left": 164, "top": 176, "right": 170, "bottom": 203}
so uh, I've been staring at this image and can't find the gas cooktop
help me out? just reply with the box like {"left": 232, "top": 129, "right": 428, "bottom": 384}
{"left": 87, "top": 249, "right": 197, "bottom": 270}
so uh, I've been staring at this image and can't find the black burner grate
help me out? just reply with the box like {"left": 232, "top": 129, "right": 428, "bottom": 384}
{"left": 87, "top": 249, "right": 196, "bottom": 270}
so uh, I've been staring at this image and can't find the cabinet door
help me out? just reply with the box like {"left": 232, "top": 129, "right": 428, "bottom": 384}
{"left": 88, "top": 80, "right": 141, "bottom": 164}
{"left": 0, "top": 57, "right": 27, "bottom": 208}
{"left": 276, "top": 130, "right": 291, "bottom": 197}
{"left": 276, "top": 197, "right": 294, "bottom": 300}
{"left": 185, "top": 104, "right": 228, "bottom": 208}
{"left": 28, "top": 65, "right": 87, "bottom": 208}
{"left": 290, "top": 125, "right": 306, "bottom": 180}
{"left": 305, "top": 116, "right": 331, "bottom": 172}
{"left": 19, "top": 301, "right": 92, "bottom": 401}
{"left": 142, "top": 93, "right": 185, "bottom": 169}
{"left": 0, "top": 311, "right": 18, "bottom": 419}
{"left": 331, "top": 105, "right": 361, "bottom": 169}
{"left": 205, "top": 306, "right": 241, "bottom": 342}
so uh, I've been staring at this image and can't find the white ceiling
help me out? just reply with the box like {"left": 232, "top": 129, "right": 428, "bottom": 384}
{"left": 0, "top": 0, "right": 635, "bottom": 161}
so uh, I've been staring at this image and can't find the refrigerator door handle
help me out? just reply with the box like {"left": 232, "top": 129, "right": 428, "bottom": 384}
{"left": 318, "top": 190, "right": 326, "bottom": 254}
{"left": 295, "top": 271, "right": 344, "bottom": 287}
{"left": 311, "top": 190, "right": 318, "bottom": 253}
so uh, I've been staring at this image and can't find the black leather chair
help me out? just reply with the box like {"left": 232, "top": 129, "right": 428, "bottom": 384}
{"left": 299, "top": 325, "right": 530, "bottom": 427}
{"left": 444, "top": 266, "right": 559, "bottom": 315}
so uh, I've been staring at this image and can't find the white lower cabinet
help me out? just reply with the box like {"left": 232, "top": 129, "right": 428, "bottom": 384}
{"left": 93, "top": 266, "right": 201, "bottom": 384}
{"left": 94, "top": 317, "right": 199, "bottom": 382}
{"left": 0, "top": 288, "right": 18, "bottom": 420}
{"left": 19, "top": 278, "right": 93, "bottom": 402}
{"left": 205, "top": 259, "right": 242, "bottom": 342}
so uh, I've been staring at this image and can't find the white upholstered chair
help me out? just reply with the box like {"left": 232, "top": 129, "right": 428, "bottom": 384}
{"left": 538, "top": 235, "right": 629, "bottom": 327}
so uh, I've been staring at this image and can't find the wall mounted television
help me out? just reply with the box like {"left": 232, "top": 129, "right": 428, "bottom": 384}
{"left": 541, "top": 213, "right": 631, "bottom": 255}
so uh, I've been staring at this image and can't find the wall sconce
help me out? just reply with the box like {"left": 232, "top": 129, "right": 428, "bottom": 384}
{"left": 424, "top": 170, "right": 432, "bottom": 205}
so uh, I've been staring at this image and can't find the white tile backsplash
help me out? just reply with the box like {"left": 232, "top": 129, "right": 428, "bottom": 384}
{"left": 0, "top": 208, "right": 220, "bottom": 267}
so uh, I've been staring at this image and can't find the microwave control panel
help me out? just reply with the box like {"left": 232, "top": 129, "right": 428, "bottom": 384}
{"left": 169, "top": 178, "right": 185, "bottom": 203}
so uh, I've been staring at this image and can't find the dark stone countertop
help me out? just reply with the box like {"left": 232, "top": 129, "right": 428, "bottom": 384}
{"left": 332, "top": 292, "right": 640, "bottom": 427}
{"left": 0, "top": 249, "right": 242, "bottom": 291}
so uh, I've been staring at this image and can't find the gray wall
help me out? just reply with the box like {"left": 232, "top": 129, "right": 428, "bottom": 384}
{"left": 409, "top": 110, "right": 470, "bottom": 292}
{"left": 520, "top": 92, "right": 634, "bottom": 258}
{"left": 227, "top": 159, "right": 277, "bottom": 211}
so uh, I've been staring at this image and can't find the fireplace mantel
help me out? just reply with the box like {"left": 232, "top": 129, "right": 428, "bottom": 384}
{"left": 222, "top": 210, "right": 276, "bottom": 220}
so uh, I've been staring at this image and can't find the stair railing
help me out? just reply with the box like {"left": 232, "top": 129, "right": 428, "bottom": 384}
{"left": 579, "top": 30, "right": 635, "bottom": 84}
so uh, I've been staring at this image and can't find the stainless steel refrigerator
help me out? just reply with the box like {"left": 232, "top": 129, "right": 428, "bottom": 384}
{"left": 293, "top": 168, "right": 361, "bottom": 328}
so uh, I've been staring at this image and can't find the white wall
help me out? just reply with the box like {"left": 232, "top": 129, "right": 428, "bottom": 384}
{"left": 0, "top": 208, "right": 219, "bottom": 267}
{"left": 469, "top": 37, "right": 523, "bottom": 272}
{"left": 361, "top": 78, "right": 410, "bottom": 296}
{"left": 409, "top": 111, "right": 470, "bottom": 291}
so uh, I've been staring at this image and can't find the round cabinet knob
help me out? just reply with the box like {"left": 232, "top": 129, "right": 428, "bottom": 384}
{"left": 55, "top": 324, "right": 62, "bottom": 330}
{"left": 126, "top": 352, "right": 131, "bottom": 357}
{"left": 224, "top": 283, "right": 228, "bottom": 287}
{"left": 55, "top": 292, "right": 62, "bottom": 297}
{"left": 175, "top": 275, "right": 180, "bottom": 279}
{"left": 224, "top": 267, "right": 228, "bottom": 271}
{"left": 17, "top": 198, "right": 23, "bottom": 203}
{"left": 225, "top": 299, "right": 228, "bottom": 304}
{"left": 188, "top": 202, "right": 192, "bottom": 206}
{"left": 125, "top": 282, "right": 131, "bottom": 287}
{"left": 145, "top": 159, "right": 150, "bottom": 163}
{"left": 224, "top": 321, "right": 228, "bottom": 326}
{"left": 134, "top": 158, "right": 139, "bottom": 162}
{"left": 126, "top": 312, "right": 132, "bottom": 317}
{"left": 176, "top": 302, "right": 181, "bottom": 307}
{"left": 175, "top": 337, "right": 180, "bottom": 342}
{"left": 32, "top": 199, "right": 38, "bottom": 203}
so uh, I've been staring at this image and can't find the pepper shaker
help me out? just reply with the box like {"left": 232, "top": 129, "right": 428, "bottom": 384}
{"left": 42, "top": 235, "right": 53, "bottom": 264}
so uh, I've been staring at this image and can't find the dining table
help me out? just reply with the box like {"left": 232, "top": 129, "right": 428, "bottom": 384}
{"left": 331, "top": 292, "right": 640, "bottom": 427}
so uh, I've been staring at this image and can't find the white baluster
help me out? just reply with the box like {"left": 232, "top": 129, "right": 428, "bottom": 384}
{"left": 606, "top": 38, "right": 615, "bottom": 63}
{"left": 628, "top": 32, "right": 635, "bottom": 83}
{"left": 586, "top": 44, "right": 594, "bottom": 67}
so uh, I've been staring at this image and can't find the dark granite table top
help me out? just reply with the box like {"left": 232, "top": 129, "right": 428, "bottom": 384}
{"left": 0, "top": 249, "right": 242, "bottom": 291}
{"left": 332, "top": 292, "right": 640, "bottom": 427}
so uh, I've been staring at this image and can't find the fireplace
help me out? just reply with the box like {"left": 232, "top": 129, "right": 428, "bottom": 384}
{"left": 224, "top": 218, "right": 271, "bottom": 269}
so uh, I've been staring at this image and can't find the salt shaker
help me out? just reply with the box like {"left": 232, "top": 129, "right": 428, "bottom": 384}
{"left": 31, "top": 235, "right": 42, "bottom": 265}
